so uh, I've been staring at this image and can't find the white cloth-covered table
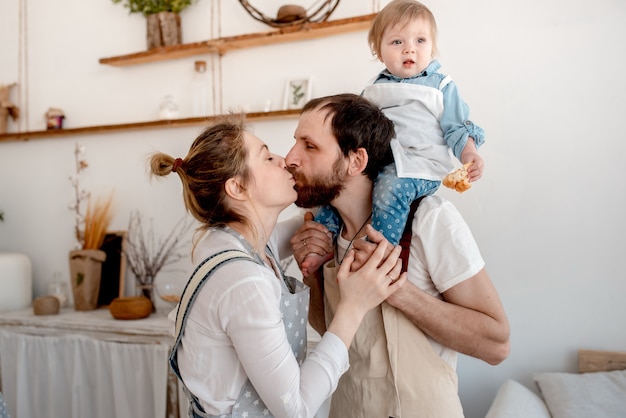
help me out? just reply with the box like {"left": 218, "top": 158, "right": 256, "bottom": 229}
{"left": 0, "top": 308, "right": 179, "bottom": 418}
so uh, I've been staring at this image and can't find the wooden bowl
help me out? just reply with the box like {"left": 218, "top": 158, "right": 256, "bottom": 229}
{"left": 109, "top": 296, "right": 152, "bottom": 320}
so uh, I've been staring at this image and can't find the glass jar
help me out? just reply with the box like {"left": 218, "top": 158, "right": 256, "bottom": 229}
{"left": 158, "top": 94, "right": 179, "bottom": 120}
{"left": 48, "top": 271, "right": 69, "bottom": 307}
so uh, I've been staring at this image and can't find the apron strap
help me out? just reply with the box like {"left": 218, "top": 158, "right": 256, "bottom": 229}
{"left": 399, "top": 196, "right": 424, "bottom": 273}
{"left": 438, "top": 75, "right": 453, "bottom": 91}
{"left": 170, "top": 249, "right": 253, "bottom": 374}
{"left": 173, "top": 249, "right": 252, "bottom": 340}
{"left": 169, "top": 249, "right": 254, "bottom": 417}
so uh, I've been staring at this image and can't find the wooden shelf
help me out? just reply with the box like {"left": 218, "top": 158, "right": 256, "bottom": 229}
{"left": 99, "top": 14, "right": 376, "bottom": 67}
{"left": 2, "top": 14, "right": 374, "bottom": 142}
{"left": 0, "top": 110, "right": 300, "bottom": 143}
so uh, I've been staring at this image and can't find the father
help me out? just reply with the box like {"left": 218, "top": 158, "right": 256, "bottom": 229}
{"left": 285, "top": 93, "right": 510, "bottom": 417}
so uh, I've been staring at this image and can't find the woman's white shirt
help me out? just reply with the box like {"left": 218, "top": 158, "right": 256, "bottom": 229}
{"left": 169, "top": 226, "right": 348, "bottom": 418}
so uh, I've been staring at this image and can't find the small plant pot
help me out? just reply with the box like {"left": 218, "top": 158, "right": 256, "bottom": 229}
{"left": 146, "top": 12, "right": 182, "bottom": 49}
{"left": 69, "top": 249, "right": 107, "bottom": 311}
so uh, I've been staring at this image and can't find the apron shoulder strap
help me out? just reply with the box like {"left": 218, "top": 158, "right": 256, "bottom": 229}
{"left": 173, "top": 249, "right": 252, "bottom": 343}
{"left": 438, "top": 75, "right": 453, "bottom": 91}
{"left": 168, "top": 249, "right": 253, "bottom": 418}
{"left": 399, "top": 196, "right": 425, "bottom": 272}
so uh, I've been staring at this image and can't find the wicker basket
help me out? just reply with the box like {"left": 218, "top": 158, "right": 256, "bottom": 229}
{"left": 109, "top": 296, "right": 153, "bottom": 320}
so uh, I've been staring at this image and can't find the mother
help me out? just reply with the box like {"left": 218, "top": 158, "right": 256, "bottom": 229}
{"left": 150, "top": 115, "right": 405, "bottom": 418}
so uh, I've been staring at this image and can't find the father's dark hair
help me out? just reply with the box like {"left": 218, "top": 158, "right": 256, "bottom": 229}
{"left": 302, "top": 93, "right": 395, "bottom": 181}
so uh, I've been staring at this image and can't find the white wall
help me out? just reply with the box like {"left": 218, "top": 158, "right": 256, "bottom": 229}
{"left": 1, "top": 1, "right": 626, "bottom": 417}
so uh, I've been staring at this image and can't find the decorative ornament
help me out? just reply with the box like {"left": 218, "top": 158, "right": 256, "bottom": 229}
{"left": 238, "top": 0, "right": 341, "bottom": 28}
{"left": 45, "top": 107, "right": 65, "bottom": 130}
{"left": 0, "top": 83, "right": 19, "bottom": 134}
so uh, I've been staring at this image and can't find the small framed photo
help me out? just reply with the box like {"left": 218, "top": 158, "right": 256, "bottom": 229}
{"left": 283, "top": 78, "right": 312, "bottom": 110}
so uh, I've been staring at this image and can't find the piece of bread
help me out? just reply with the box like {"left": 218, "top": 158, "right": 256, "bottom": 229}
{"left": 442, "top": 162, "right": 472, "bottom": 193}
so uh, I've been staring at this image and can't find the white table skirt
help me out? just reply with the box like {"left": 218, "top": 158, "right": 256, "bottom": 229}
{"left": 0, "top": 309, "right": 327, "bottom": 418}
{"left": 0, "top": 308, "right": 180, "bottom": 418}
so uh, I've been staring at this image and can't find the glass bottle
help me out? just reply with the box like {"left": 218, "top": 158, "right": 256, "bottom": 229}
{"left": 191, "top": 60, "right": 208, "bottom": 117}
{"left": 158, "top": 94, "right": 179, "bottom": 120}
{"left": 49, "top": 271, "right": 68, "bottom": 307}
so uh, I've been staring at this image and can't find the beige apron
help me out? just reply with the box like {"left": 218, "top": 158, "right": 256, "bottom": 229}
{"left": 323, "top": 260, "right": 464, "bottom": 418}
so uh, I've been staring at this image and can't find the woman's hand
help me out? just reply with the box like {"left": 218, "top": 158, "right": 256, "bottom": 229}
{"left": 290, "top": 211, "right": 333, "bottom": 276}
{"left": 350, "top": 225, "right": 394, "bottom": 271}
{"left": 338, "top": 236, "right": 406, "bottom": 314}
{"left": 328, "top": 237, "right": 406, "bottom": 348}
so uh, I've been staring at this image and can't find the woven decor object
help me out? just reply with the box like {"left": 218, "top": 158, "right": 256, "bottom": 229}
{"left": 109, "top": 296, "right": 153, "bottom": 320}
{"left": 238, "top": 0, "right": 341, "bottom": 28}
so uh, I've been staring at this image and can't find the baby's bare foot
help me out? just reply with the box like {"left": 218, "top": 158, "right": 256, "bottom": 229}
{"left": 301, "top": 252, "right": 331, "bottom": 277}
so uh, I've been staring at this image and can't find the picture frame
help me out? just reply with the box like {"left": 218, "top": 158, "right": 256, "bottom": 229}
{"left": 97, "top": 230, "right": 127, "bottom": 306}
{"left": 283, "top": 78, "right": 312, "bottom": 110}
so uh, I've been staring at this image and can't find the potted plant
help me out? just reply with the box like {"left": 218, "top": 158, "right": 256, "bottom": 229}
{"left": 111, "top": 0, "right": 198, "bottom": 49}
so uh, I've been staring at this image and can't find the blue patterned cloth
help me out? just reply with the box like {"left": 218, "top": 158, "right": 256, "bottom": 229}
{"left": 0, "top": 392, "right": 10, "bottom": 418}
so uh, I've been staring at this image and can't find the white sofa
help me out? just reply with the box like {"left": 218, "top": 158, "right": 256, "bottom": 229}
{"left": 485, "top": 350, "right": 626, "bottom": 418}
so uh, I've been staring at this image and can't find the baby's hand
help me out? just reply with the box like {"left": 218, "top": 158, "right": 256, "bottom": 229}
{"left": 462, "top": 152, "right": 484, "bottom": 182}
{"left": 460, "top": 136, "right": 484, "bottom": 182}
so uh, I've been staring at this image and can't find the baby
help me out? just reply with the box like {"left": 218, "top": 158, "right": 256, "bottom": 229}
{"left": 302, "top": 0, "right": 486, "bottom": 277}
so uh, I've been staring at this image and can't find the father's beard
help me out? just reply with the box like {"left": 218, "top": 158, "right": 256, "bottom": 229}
{"left": 290, "top": 159, "right": 346, "bottom": 208}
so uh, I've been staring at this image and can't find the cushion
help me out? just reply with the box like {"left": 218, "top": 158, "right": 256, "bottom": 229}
{"left": 534, "top": 370, "right": 626, "bottom": 418}
{"left": 485, "top": 379, "right": 550, "bottom": 418}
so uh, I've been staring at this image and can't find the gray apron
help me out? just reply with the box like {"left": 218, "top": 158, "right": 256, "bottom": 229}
{"left": 169, "top": 228, "right": 310, "bottom": 418}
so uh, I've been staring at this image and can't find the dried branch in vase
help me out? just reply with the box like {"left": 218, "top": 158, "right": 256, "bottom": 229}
{"left": 68, "top": 142, "right": 115, "bottom": 250}
{"left": 69, "top": 143, "right": 90, "bottom": 248}
{"left": 124, "top": 211, "right": 194, "bottom": 287}
{"left": 83, "top": 193, "right": 115, "bottom": 250}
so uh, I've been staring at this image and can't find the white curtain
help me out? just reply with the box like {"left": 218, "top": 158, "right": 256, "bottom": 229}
{"left": 0, "top": 330, "right": 170, "bottom": 418}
